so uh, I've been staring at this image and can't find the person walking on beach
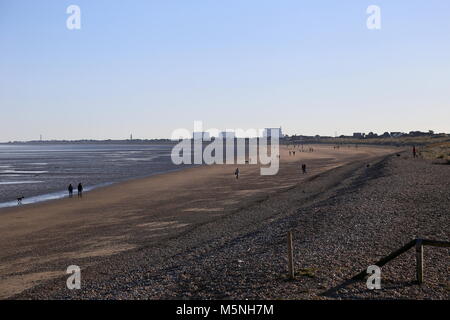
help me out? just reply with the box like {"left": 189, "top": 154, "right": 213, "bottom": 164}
{"left": 68, "top": 184, "right": 73, "bottom": 198}
{"left": 301, "top": 164, "right": 307, "bottom": 174}
{"left": 77, "top": 183, "right": 83, "bottom": 198}
{"left": 234, "top": 168, "right": 240, "bottom": 180}
{"left": 413, "top": 146, "right": 417, "bottom": 158}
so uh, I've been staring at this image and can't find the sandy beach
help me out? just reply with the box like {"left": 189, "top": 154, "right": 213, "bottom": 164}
{"left": 3, "top": 1, "right": 450, "bottom": 309}
{"left": 0, "top": 144, "right": 426, "bottom": 299}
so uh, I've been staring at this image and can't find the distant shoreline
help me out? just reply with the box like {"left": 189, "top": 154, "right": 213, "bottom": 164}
{"left": 0, "top": 140, "right": 178, "bottom": 145}
{"left": 2, "top": 132, "right": 449, "bottom": 147}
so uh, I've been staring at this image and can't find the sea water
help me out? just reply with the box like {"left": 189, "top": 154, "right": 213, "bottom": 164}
{"left": 0, "top": 144, "right": 189, "bottom": 208}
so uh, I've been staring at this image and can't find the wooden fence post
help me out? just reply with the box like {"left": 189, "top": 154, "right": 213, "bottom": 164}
{"left": 351, "top": 238, "right": 449, "bottom": 284}
{"left": 287, "top": 231, "right": 295, "bottom": 280}
{"left": 416, "top": 239, "right": 423, "bottom": 284}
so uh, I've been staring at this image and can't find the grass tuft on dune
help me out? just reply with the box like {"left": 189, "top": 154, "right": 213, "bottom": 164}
{"left": 421, "top": 142, "right": 450, "bottom": 164}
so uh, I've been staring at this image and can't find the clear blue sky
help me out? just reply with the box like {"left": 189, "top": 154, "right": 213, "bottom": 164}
{"left": 1, "top": 0, "right": 449, "bottom": 141}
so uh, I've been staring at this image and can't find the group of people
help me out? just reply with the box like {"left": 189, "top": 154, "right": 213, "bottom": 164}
{"left": 233, "top": 145, "right": 418, "bottom": 181}
{"left": 16, "top": 182, "right": 84, "bottom": 205}
{"left": 286, "top": 144, "right": 315, "bottom": 153}
{"left": 68, "top": 183, "right": 83, "bottom": 198}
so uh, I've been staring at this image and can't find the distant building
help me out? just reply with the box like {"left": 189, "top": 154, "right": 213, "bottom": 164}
{"left": 263, "top": 127, "right": 282, "bottom": 138}
{"left": 193, "top": 132, "right": 211, "bottom": 140}
{"left": 353, "top": 132, "right": 364, "bottom": 139}
{"left": 408, "top": 131, "right": 429, "bottom": 137}
{"left": 390, "top": 132, "right": 404, "bottom": 138}
{"left": 219, "top": 131, "right": 236, "bottom": 139}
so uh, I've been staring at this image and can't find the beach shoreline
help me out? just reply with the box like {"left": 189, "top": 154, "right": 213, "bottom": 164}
{"left": 0, "top": 145, "right": 401, "bottom": 299}
{"left": 0, "top": 144, "right": 393, "bottom": 212}
{"left": 0, "top": 165, "right": 200, "bottom": 210}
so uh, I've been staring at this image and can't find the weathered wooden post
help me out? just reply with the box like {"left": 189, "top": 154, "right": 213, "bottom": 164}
{"left": 415, "top": 239, "right": 423, "bottom": 284}
{"left": 287, "top": 231, "right": 295, "bottom": 280}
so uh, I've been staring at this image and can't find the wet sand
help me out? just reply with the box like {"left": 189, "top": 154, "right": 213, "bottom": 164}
{"left": 0, "top": 145, "right": 398, "bottom": 299}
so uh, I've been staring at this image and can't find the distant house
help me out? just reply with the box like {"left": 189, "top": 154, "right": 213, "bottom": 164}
{"left": 353, "top": 132, "right": 365, "bottom": 139}
{"left": 408, "top": 131, "right": 429, "bottom": 137}
{"left": 390, "top": 132, "right": 404, "bottom": 138}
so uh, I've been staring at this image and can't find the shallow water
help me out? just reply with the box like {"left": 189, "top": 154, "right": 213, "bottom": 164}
{"left": 0, "top": 144, "right": 190, "bottom": 208}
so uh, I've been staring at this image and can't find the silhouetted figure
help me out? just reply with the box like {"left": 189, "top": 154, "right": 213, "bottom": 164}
{"left": 413, "top": 146, "right": 417, "bottom": 158}
{"left": 293, "top": 151, "right": 296, "bottom": 156}
{"left": 17, "top": 196, "right": 24, "bottom": 205}
{"left": 68, "top": 184, "right": 73, "bottom": 197}
{"left": 77, "top": 183, "right": 83, "bottom": 198}
{"left": 235, "top": 168, "right": 240, "bottom": 180}
{"left": 301, "top": 164, "right": 306, "bottom": 174}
